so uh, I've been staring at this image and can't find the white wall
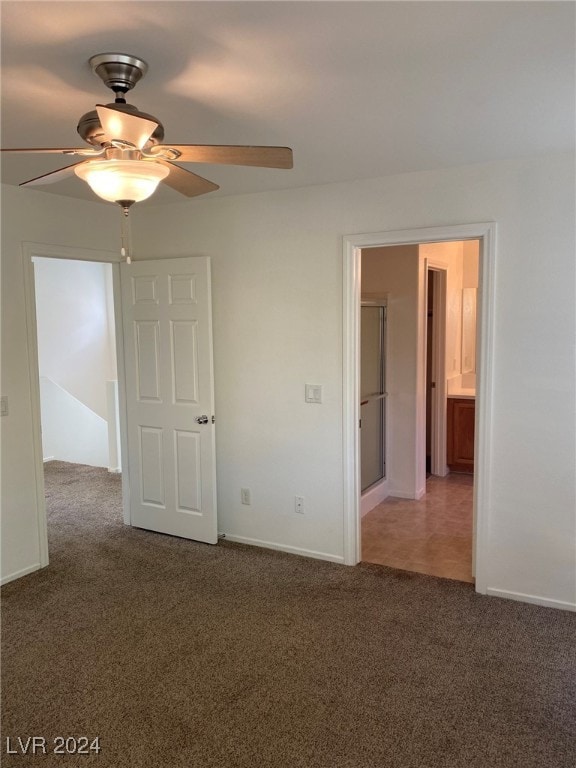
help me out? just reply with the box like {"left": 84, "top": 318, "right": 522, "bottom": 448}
{"left": 39, "top": 377, "right": 110, "bottom": 467}
{"left": 463, "top": 240, "right": 480, "bottom": 289}
{"left": 34, "top": 257, "right": 116, "bottom": 419}
{"left": 34, "top": 257, "right": 116, "bottom": 467}
{"left": 461, "top": 240, "right": 479, "bottom": 381}
{"left": 361, "top": 246, "right": 420, "bottom": 498}
{"left": 2, "top": 152, "right": 575, "bottom": 611}
{"left": 0, "top": 184, "right": 118, "bottom": 583}
{"left": 132, "top": 151, "right": 576, "bottom": 609}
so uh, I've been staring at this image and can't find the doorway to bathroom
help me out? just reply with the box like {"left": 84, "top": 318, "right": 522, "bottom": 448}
{"left": 359, "top": 239, "right": 479, "bottom": 582}
{"left": 342, "top": 223, "right": 496, "bottom": 593}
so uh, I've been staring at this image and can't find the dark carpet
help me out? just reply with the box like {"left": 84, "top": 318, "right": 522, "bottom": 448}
{"left": 2, "top": 461, "right": 575, "bottom": 768}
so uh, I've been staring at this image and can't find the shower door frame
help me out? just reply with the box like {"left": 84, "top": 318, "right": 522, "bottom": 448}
{"left": 360, "top": 299, "right": 388, "bottom": 514}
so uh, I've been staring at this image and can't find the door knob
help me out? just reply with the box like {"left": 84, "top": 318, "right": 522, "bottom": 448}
{"left": 195, "top": 415, "right": 209, "bottom": 424}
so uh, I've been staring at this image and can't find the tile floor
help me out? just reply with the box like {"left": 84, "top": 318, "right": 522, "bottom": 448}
{"left": 361, "top": 473, "right": 474, "bottom": 583}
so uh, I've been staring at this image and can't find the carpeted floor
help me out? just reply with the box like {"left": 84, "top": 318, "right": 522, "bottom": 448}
{"left": 2, "top": 461, "right": 575, "bottom": 768}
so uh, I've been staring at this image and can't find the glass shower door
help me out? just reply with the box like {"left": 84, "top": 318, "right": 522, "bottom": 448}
{"left": 360, "top": 304, "right": 387, "bottom": 492}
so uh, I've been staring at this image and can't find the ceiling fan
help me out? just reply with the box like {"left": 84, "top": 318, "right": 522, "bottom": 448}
{"left": 1, "top": 53, "right": 294, "bottom": 211}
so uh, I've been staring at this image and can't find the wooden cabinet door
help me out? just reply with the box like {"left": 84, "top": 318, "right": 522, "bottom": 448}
{"left": 447, "top": 398, "right": 475, "bottom": 473}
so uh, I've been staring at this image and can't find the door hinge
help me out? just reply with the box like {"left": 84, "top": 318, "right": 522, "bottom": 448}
{"left": 212, "top": 415, "right": 215, "bottom": 424}
{"left": 359, "top": 419, "right": 362, "bottom": 429}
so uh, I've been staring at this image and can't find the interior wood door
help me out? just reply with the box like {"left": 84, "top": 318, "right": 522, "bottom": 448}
{"left": 120, "top": 256, "right": 217, "bottom": 543}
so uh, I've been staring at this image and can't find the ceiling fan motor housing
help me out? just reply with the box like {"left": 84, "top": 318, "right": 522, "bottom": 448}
{"left": 77, "top": 103, "right": 165, "bottom": 148}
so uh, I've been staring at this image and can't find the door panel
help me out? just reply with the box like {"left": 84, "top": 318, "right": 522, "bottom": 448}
{"left": 175, "top": 430, "right": 202, "bottom": 514}
{"left": 135, "top": 321, "right": 161, "bottom": 400}
{"left": 171, "top": 321, "right": 199, "bottom": 403}
{"left": 140, "top": 426, "right": 165, "bottom": 506}
{"left": 121, "top": 256, "right": 217, "bottom": 543}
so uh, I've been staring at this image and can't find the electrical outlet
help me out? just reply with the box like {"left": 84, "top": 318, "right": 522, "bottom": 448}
{"left": 241, "top": 488, "right": 251, "bottom": 505}
{"left": 295, "top": 496, "right": 305, "bottom": 514}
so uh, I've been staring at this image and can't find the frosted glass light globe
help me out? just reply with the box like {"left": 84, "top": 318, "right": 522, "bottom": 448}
{"left": 75, "top": 160, "right": 169, "bottom": 203}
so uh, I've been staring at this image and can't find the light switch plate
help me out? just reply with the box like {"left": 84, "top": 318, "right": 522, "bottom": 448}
{"left": 305, "top": 384, "right": 322, "bottom": 404}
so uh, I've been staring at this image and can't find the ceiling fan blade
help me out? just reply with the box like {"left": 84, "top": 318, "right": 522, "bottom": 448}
{"left": 96, "top": 105, "right": 158, "bottom": 150}
{"left": 1, "top": 147, "right": 99, "bottom": 156}
{"left": 19, "top": 161, "right": 89, "bottom": 187}
{"left": 156, "top": 161, "right": 219, "bottom": 197}
{"left": 153, "top": 144, "right": 293, "bottom": 169}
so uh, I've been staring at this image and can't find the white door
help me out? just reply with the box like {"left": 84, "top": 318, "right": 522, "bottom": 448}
{"left": 120, "top": 256, "right": 217, "bottom": 544}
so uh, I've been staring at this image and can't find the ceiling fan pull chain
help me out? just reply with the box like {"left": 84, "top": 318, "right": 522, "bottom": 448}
{"left": 119, "top": 202, "right": 134, "bottom": 264}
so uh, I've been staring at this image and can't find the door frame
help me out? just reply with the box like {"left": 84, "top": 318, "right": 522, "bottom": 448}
{"left": 342, "top": 222, "right": 496, "bottom": 595}
{"left": 22, "top": 241, "right": 129, "bottom": 568}
{"left": 425, "top": 263, "right": 449, "bottom": 477}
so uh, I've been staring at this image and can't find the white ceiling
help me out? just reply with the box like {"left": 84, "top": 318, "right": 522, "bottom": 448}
{"left": 1, "top": 1, "right": 574, "bottom": 206}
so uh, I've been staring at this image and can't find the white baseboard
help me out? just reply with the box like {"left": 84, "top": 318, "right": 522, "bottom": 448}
{"left": 1, "top": 562, "right": 42, "bottom": 586}
{"left": 108, "top": 467, "right": 121, "bottom": 474}
{"left": 361, "top": 479, "right": 389, "bottom": 516}
{"left": 43, "top": 456, "right": 55, "bottom": 463}
{"left": 387, "top": 488, "right": 419, "bottom": 500}
{"left": 486, "top": 587, "right": 576, "bottom": 613}
{"left": 221, "top": 534, "right": 344, "bottom": 564}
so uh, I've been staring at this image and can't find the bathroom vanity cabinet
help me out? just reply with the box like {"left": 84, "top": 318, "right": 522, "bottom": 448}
{"left": 447, "top": 397, "right": 475, "bottom": 473}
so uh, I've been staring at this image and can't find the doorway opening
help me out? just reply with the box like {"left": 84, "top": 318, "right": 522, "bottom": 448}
{"left": 426, "top": 268, "right": 444, "bottom": 476}
{"left": 33, "top": 256, "right": 121, "bottom": 474}
{"left": 343, "top": 223, "right": 496, "bottom": 594}
{"left": 426, "top": 271, "right": 435, "bottom": 476}
{"left": 22, "top": 243, "right": 129, "bottom": 567}
{"left": 32, "top": 256, "right": 124, "bottom": 545}
{"left": 23, "top": 244, "right": 219, "bottom": 572}
{"left": 358, "top": 239, "right": 479, "bottom": 582}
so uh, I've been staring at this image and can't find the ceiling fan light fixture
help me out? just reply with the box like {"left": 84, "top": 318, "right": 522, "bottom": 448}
{"left": 74, "top": 159, "right": 169, "bottom": 203}
{"left": 5, "top": 52, "right": 292, "bottom": 207}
